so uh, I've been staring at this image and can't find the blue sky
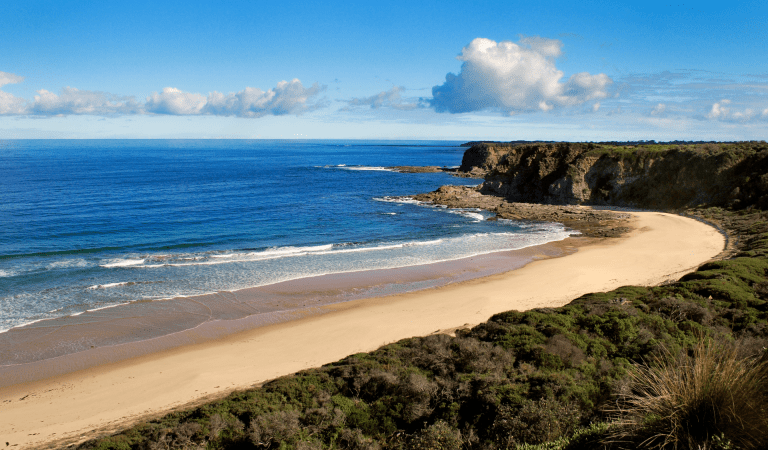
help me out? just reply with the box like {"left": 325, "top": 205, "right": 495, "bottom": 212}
{"left": 1, "top": 0, "right": 766, "bottom": 140}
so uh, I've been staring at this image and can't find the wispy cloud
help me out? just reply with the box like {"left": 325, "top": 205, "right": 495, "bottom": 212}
{"left": 0, "top": 73, "right": 326, "bottom": 118}
{"left": 0, "top": 71, "right": 24, "bottom": 87}
{"left": 343, "top": 86, "right": 425, "bottom": 111}
{"left": 650, "top": 103, "right": 667, "bottom": 116}
{"left": 613, "top": 70, "right": 768, "bottom": 120}
{"left": 430, "top": 37, "right": 612, "bottom": 114}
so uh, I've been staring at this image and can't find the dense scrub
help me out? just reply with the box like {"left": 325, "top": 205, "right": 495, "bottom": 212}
{"left": 77, "top": 207, "right": 768, "bottom": 449}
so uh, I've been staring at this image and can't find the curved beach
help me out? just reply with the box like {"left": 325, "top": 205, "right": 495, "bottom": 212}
{"left": 0, "top": 210, "right": 724, "bottom": 448}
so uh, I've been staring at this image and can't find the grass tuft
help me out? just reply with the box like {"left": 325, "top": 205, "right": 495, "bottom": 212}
{"left": 606, "top": 338, "right": 768, "bottom": 449}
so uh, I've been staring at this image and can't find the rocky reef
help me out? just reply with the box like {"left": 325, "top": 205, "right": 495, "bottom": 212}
{"left": 413, "top": 185, "right": 632, "bottom": 238}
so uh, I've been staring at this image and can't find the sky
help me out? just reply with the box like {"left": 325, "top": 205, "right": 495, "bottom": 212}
{"left": 1, "top": 0, "right": 767, "bottom": 141}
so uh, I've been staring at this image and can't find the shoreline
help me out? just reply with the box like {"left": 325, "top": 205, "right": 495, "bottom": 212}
{"left": 0, "top": 238, "right": 571, "bottom": 385}
{"left": 0, "top": 210, "right": 724, "bottom": 448}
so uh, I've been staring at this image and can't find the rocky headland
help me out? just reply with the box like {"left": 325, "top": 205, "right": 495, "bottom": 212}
{"left": 456, "top": 141, "right": 768, "bottom": 209}
{"left": 412, "top": 141, "right": 768, "bottom": 239}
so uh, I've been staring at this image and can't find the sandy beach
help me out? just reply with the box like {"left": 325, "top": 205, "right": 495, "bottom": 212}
{"left": 0, "top": 210, "right": 724, "bottom": 448}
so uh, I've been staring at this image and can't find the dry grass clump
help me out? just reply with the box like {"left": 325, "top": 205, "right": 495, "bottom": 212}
{"left": 607, "top": 339, "right": 768, "bottom": 449}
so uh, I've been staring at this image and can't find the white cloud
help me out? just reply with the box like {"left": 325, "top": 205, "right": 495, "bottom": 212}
{"left": 431, "top": 37, "right": 612, "bottom": 114}
{"left": 203, "top": 79, "right": 325, "bottom": 117}
{"left": 0, "top": 91, "right": 27, "bottom": 115}
{"left": 0, "top": 71, "right": 28, "bottom": 115}
{"left": 0, "top": 73, "right": 325, "bottom": 118}
{"left": 345, "top": 86, "right": 423, "bottom": 111}
{"left": 707, "top": 99, "right": 731, "bottom": 119}
{"left": 650, "top": 103, "right": 666, "bottom": 116}
{"left": 0, "top": 71, "right": 24, "bottom": 88}
{"left": 31, "top": 87, "right": 142, "bottom": 116}
{"left": 519, "top": 36, "right": 563, "bottom": 58}
{"left": 145, "top": 87, "right": 207, "bottom": 115}
{"left": 706, "top": 99, "right": 767, "bottom": 122}
{"left": 592, "top": 102, "right": 601, "bottom": 112}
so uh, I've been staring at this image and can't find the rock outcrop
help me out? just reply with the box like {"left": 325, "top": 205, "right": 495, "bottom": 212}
{"left": 458, "top": 142, "right": 768, "bottom": 210}
{"left": 413, "top": 185, "right": 632, "bottom": 238}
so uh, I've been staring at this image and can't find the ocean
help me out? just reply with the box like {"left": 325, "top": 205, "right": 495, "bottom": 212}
{"left": 0, "top": 140, "right": 573, "bottom": 335}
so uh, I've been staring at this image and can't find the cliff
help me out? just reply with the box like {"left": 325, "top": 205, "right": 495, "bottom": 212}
{"left": 459, "top": 142, "right": 768, "bottom": 210}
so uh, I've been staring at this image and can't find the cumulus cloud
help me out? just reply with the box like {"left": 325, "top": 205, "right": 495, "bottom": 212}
{"left": 0, "top": 72, "right": 325, "bottom": 118}
{"left": 706, "top": 99, "right": 767, "bottom": 122}
{"left": 0, "top": 71, "right": 28, "bottom": 115}
{"left": 31, "top": 87, "right": 142, "bottom": 116}
{"left": 707, "top": 99, "right": 731, "bottom": 119}
{"left": 344, "top": 86, "right": 424, "bottom": 111}
{"left": 145, "top": 87, "right": 207, "bottom": 115}
{"left": 0, "top": 91, "right": 27, "bottom": 115}
{"left": 203, "top": 79, "right": 325, "bottom": 117}
{"left": 430, "top": 37, "right": 612, "bottom": 114}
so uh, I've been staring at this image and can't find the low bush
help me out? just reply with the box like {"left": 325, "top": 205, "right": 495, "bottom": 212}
{"left": 78, "top": 206, "right": 768, "bottom": 449}
{"left": 606, "top": 338, "right": 768, "bottom": 449}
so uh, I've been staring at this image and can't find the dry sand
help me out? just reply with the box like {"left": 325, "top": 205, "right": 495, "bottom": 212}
{"left": 0, "top": 211, "right": 724, "bottom": 448}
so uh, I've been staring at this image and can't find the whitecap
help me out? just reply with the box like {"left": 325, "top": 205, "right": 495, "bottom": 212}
{"left": 87, "top": 281, "right": 131, "bottom": 290}
{"left": 47, "top": 259, "right": 89, "bottom": 269}
{"left": 100, "top": 259, "right": 145, "bottom": 268}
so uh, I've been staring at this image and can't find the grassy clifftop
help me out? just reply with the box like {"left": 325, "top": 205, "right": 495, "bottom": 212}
{"left": 79, "top": 144, "right": 768, "bottom": 450}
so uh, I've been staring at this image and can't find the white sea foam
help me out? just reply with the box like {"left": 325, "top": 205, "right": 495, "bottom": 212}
{"left": 85, "top": 302, "right": 129, "bottom": 313}
{"left": 258, "top": 244, "right": 334, "bottom": 257}
{"left": 0, "top": 269, "right": 16, "bottom": 278}
{"left": 322, "top": 164, "right": 394, "bottom": 172}
{"left": 449, "top": 210, "right": 486, "bottom": 222}
{"left": 47, "top": 258, "right": 89, "bottom": 269}
{"left": 340, "top": 166, "right": 394, "bottom": 172}
{"left": 408, "top": 239, "right": 445, "bottom": 246}
{"left": 87, "top": 281, "right": 131, "bottom": 290}
{"left": 101, "top": 258, "right": 145, "bottom": 268}
{"left": 139, "top": 244, "right": 338, "bottom": 268}
{"left": 315, "top": 243, "right": 405, "bottom": 255}
{"left": 373, "top": 196, "right": 424, "bottom": 205}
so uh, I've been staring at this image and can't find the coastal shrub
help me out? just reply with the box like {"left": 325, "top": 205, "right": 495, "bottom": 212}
{"left": 76, "top": 206, "right": 768, "bottom": 450}
{"left": 249, "top": 409, "right": 302, "bottom": 447}
{"left": 410, "top": 420, "right": 463, "bottom": 450}
{"left": 606, "top": 338, "right": 768, "bottom": 449}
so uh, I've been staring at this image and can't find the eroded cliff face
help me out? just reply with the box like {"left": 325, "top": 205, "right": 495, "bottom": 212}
{"left": 460, "top": 142, "right": 768, "bottom": 210}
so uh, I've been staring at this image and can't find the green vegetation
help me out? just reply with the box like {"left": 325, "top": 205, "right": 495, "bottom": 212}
{"left": 77, "top": 207, "right": 768, "bottom": 449}
{"left": 78, "top": 145, "right": 768, "bottom": 449}
{"left": 606, "top": 338, "right": 768, "bottom": 450}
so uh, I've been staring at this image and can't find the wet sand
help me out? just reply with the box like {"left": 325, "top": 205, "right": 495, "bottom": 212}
{"left": 0, "top": 242, "right": 568, "bottom": 385}
{"left": 0, "top": 211, "right": 724, "bottom": 448}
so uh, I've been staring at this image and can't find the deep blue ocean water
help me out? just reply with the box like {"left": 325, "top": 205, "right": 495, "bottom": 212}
{"left": 0, "top": 140, "right": 571, "bottom": 332}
